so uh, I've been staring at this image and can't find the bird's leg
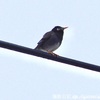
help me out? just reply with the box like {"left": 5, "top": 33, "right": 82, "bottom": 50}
{"left": 47, "top": 51, "right": 59, "bottom": 57}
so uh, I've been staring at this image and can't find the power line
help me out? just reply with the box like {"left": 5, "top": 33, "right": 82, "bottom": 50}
{"left": 0, "top": 40, "right": 100, "bottom": 72}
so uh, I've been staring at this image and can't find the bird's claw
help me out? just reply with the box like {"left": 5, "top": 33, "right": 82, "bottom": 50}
{"left": 47, "top": 51, "right": 59, "bottom": 57}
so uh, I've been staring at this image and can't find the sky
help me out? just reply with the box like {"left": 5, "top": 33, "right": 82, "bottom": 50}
{"left": 0, "top": 0, "right": 100, "bottom": 100}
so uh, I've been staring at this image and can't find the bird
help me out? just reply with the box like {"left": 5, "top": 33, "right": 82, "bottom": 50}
{"left": 35, "top": 26, "right": 68, "bottom": 56}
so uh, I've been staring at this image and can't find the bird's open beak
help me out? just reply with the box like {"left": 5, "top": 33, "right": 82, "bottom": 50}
{"left": 62, "top": 27, "right": 68, "bottom": 30}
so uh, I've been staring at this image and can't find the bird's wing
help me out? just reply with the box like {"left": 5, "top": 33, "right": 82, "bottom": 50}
{"left": 37, "top": 31, "right": 53, "bottom": 45}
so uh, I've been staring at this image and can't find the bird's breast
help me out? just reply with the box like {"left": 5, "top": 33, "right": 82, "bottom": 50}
{"left": 51, "top": 42, "right": 60, "bottom": 51}
{"left": 43, "top": 35, "right": 61, "bottom": 52}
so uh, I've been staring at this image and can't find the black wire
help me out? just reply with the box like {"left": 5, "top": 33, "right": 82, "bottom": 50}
{"left": 0, "top": 40, "right": 100, "bottom": 72}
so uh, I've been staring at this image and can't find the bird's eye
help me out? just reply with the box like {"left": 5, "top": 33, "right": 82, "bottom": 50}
{"left": 56, "top": 28, "right": 60, "bottom": 31}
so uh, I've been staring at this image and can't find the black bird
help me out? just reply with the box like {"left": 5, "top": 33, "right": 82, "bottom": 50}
{"left": 35, "top": 26, "right": 68, "bottom": 56}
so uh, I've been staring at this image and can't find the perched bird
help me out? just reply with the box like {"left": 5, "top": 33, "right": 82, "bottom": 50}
{"left": 35, "top": 26, "right": 68, "bottom": 56}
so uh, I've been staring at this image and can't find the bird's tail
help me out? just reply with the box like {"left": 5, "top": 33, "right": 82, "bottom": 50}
{"left": 34, "top": 45, "right": 41, "bottom": 50}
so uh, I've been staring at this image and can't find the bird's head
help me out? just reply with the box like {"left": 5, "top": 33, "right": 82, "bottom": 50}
{"left": 52, "top": 26, "right": 68, "bottom": 33}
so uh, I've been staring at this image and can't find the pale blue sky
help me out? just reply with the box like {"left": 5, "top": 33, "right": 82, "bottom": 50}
{"left": 0, "top": 0, "right": 100, "bottom": 100}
